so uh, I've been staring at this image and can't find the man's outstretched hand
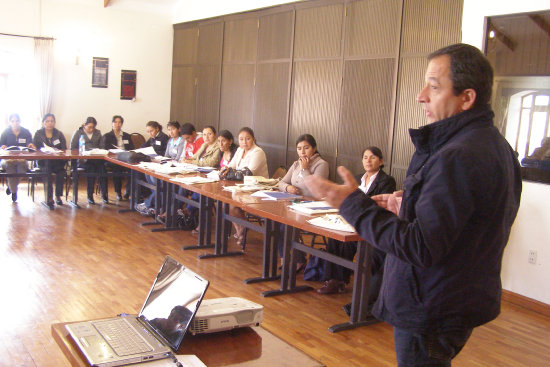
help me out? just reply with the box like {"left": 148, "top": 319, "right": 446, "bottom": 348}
{"left": 304, "top": 166, "right": 358, "bottom": 209}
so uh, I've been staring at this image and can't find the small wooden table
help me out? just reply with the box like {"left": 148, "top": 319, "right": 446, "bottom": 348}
{"left": 51, "top": 322, "right": 323, "bottom": 367}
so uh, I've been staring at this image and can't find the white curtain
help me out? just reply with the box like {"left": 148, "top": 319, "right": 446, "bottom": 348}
{"left": 34, "top": 38, "right": 54, "bottom": 120}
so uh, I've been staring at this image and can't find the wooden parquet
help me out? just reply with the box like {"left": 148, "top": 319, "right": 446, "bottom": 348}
{"left": 1, "top": 184, "right": 549, "bottom": 367}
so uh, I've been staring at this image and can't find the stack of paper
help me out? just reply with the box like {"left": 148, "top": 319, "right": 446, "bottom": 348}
{"left": 40, "top": 146, "right": 63, "bottom": 153}
{"left": 307, "top": 214, "right": 355, "bottom": 232}
{"left": 251, "top": 190, "right": 302, "bottom": 201}
{"left": 288, "top": 201, "right": 339, "bottom": 215}
{"left": 83, "top": 148, "right": 109, "bottom": 155}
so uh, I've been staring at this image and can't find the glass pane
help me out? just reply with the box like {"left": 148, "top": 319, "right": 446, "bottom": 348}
{"left": 534, "top": 95, "right": 549, "bottom": 106}
{"left": 529, "top": 112, "right": 548, "bottom": 156}
{"left": 517, "top": 109, "right": 531, "bottom": 160}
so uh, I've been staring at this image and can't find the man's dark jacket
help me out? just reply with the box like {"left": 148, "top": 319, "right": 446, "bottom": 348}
{"left": 340, "top": 106, "right": 522, "bottom": 333}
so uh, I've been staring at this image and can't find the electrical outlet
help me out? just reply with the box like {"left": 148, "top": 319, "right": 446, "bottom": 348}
{"left": 528, "top": 250, "right": 537, "bottom": 265}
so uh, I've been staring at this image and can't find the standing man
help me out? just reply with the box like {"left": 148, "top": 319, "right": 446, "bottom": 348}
{"left": 305, "top": 43, "right": 522, "bottom": 366}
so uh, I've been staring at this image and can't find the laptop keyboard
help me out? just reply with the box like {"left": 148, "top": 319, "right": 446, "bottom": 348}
{"left": 94, "top": 318, "right": 154, "bottom": 357}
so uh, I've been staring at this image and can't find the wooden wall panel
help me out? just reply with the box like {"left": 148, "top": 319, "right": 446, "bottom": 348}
{"left": 173, "top": 26, "right": 198, "bottom": 65}
{"left": 170, "top": 66, "right": 195, "bottom": 122}
{"left": 391, "top": 57, "right": 426, "bottom": 185}
{"left": 337, "top": 58, "right": 396, "bottom": 177}
{"left": 223, "top": 18, "right": 258, "bottom": 63}
{"left": 254, "top": 62, "right": 291, "bottom": 175}
{"left": 294, "top": 3, "right": 343, "bottom": 59}
{"left": 400, "top": 0, "right": 463, "bottom": 56}
{"left": 219, "top": 64, "right": 255, "bottom": 133}
{"left": 257, "top": 11, "right": 294, "bottom": 62}
{"left": 196, "top": 65, "right": 220, "bottom": 129}
{"left": 198, "top": 23, "right": 223, "bottom": 65}
{"left": 288, "top": 60, "right": 342, "bottom": 175}
{"left": 345, "top": 0, "right": 402, "bottom": 58}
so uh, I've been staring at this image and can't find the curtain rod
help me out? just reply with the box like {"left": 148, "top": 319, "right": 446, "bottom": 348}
{"left": 0, "top": 32, "right": 55, "bottom": 40}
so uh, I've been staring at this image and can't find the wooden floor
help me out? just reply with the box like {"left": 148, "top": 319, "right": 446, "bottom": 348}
{"left": 2, "top": 184, "right": 550, "bottom": 367}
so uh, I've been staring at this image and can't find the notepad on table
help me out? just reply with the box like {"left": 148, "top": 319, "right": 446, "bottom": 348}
{"left": 251, "top": 190, "right": 302, "bottom": 201}
{"left": 288, "top": 201, "right": 339, "bottom": 215}
{"left": 307, "top": 214, "right": 355, "bottom": 232}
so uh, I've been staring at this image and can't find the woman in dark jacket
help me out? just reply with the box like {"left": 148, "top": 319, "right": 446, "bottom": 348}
{"left": 141, "top": 120, "right": 169, "bottom": 156}
{"left": 318, "top": 146, "right": 395, "bottom": 297}
{"left": 33, "top": 113, "right": 67, "bottom": 207}
{"left": 70, "top": 117, "right": 107, "bottom": 204}
{"left": 102, "top": 115, "right": 134, "bottom": 200}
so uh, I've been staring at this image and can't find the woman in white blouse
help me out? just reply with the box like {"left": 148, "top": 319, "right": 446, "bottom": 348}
{"left": 221, "top": 127, "right": 269, "bottom": 248}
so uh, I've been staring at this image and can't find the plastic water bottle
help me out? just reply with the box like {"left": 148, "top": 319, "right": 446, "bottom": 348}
{"left": 79, "top": 134, "right": 85, "bottom": 155}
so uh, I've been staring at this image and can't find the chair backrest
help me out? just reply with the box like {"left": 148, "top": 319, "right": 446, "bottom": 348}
{"left": 272, "top": 165, "right": 287, "bottom": 179}
{"left": 130, "top": 132, "right": 146, "bottom": 149}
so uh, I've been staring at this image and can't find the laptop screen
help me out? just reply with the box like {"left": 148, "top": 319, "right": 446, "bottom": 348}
{"left": 138, "top": 256, "right": 209, "bottom": 351}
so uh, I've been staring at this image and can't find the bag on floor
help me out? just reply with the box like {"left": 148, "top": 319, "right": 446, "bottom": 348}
{"left": 177, "top": 212, "right": 198, "bottom": 231}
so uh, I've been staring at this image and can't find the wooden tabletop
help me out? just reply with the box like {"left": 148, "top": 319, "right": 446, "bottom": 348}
{"left": 51, "top": 322, "right": 323, "bottom": 367}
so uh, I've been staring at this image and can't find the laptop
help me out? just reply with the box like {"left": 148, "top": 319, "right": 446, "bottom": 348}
{"left": 66, "top": 256, "right": 209, "bottom": 367}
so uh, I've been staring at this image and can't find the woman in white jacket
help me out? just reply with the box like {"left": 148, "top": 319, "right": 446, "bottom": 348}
{"left": 220, "top": 127, "right": 268, "bottom": 248}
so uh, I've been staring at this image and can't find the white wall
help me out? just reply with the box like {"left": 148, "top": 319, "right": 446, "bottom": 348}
{"left": 0, "top": 0, "right": 174, "bottom": 138}
{"left": 462, "top": 0, "right": 550, "bottom": 304}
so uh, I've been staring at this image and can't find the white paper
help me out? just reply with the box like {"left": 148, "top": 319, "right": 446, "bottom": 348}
{"left": 132, "top": 146, "right": 157, "bottom": 155}
{"left": 171, "top": 176, "right": 218, "bottom": 184}
{"left": 82, "top": 148, "right": 109, "bottom": 155}
{"left": 288, "top": 201, "right": 339, "bottom": 215}
{"left": 307, "top": 214, "right": 356, "bottom": 232}
{"left": 40, "top": 146, "right": 62, "bottom": 153}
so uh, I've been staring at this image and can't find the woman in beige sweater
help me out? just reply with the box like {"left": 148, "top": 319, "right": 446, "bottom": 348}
{"left": 184, "top": 126, "right": 219, "bottom": 167}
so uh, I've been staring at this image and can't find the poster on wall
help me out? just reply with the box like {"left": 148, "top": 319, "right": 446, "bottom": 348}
{"left": 120, "top": 70, "right": 137, "bottom": 100}
{"left": 92, "top": 57, "right": 109, "bottom": 88}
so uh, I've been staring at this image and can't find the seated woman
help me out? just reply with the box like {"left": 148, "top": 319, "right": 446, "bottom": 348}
{"left": 0, "top": 113, "right": 36, "bottom": 202}
{"left": 141, "top": 120, "right": 170, "bottom": 155}
{"left": 318, "top": 146, "right": 396, "bottom": 297}
{"left": 33, "top": 113, "right": 67, "bottom": 207}
{"left": 183, "top": 125, "right": 219, "bottom": 167}
{"left": 218, "top": 130, "right": 238, "bottom": 169}
{"left": 178, "top": 129, "right": 237, "bottom": 229}
{"left": 220, "top": 127, "right": 268, "bottom": 248}
{"left": 136, "top": 121, "right": 184, "bottom": 216}
{"left": 101, "top": 115, "right": 134, "bottom": 200}
{"left": 278, "top": 134, "right": 330, "bottom": 271}
{"left": 70, "top": 117, "right": 107, "bottom": 204}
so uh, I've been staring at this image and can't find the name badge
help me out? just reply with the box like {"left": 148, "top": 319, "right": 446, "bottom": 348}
{"left": 18, "top": 138, "right": 26, "bottom": 143}
{"left": 155, "top": 140, "right": 161, "bottom": 146}
{"left": 123, "top": 140, "right": 129, "bottom": 144}
{"left": 53, "top": 139, "right": 61, "bottom": 145}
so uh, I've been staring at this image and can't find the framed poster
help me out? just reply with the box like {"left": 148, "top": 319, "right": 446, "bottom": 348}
{"left": 92, "top": 57, "right": 109, "bottom": 88}
{"left": 120, "top": 70, "right": 137, "bottom": 100}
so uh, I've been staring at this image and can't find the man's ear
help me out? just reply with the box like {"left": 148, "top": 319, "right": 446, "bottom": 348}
{"left": 461, "top": 88, "right": 477, "bottom": 111}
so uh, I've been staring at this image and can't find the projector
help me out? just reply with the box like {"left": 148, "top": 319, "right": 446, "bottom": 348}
{"left": 189, "top": 297, "right": 263, "bottom": 335}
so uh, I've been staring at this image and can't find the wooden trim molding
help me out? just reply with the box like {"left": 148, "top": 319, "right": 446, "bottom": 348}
{"left": 502, "top": 289, "right": 550, "bottom": 317}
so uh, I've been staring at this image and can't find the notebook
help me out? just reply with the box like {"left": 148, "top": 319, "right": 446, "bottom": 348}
{"left": 66, "top": 256, "right": 209, "bottom": 367}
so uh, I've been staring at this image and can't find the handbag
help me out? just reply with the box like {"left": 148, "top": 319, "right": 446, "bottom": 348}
{"left": 177, "top": 211, "right": 198, "bottom": 231}
{"left": 223, "top": 167, "right": 253, "bottom": 181}
{"left": 116, "top": 151, "right": 152, "bottom": 164}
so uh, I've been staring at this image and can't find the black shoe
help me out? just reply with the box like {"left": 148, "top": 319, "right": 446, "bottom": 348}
{"left": 88, "top": 197, "right": 95, "bottom": 205}
{"left": 102, "top": 196, "right": 108, "bottom": 204}
{"left": 116, "top": 192, "right": 123, "bottom": 201}
{"left": 55, "top": 197, "right": 63, "bottom": 205}
{"left": 123, "top": 192, "right": 130, "bottom": 200}
{"left": 6, "top": 187, "right": 11, "bottom": 195}
{"left": 12, "top": 192, "right": 17, "bottom": 202}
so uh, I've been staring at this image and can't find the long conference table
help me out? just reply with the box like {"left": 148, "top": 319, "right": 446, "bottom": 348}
{"left": 1, "top": 149, "right": 379, "bottom": 332}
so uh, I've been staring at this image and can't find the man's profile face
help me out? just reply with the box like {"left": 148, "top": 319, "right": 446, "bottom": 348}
{"left": 417, "top": 55, "right": 466, "bottom": 124}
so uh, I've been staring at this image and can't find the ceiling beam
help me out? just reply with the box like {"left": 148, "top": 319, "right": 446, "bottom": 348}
{"left": 489, "top": 25, "right": 515, "bottom": 52}
{"left": 104, "top": 0, "right": 110, "bottom": 7}
{"left": 529, "top": 15, "right": 550, "bottom": 39}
